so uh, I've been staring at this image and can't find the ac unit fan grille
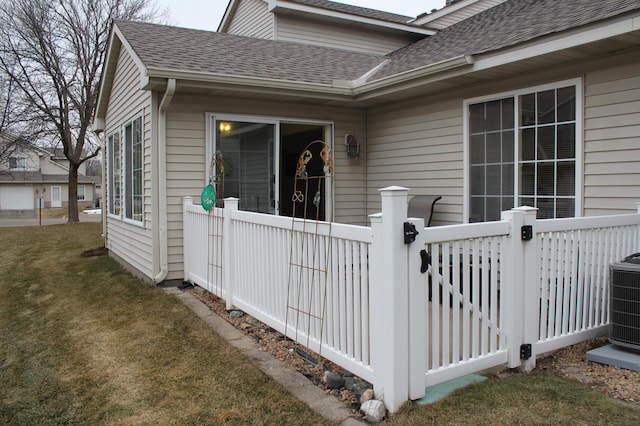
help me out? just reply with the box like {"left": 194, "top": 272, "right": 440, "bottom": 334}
{"left": 610, "top": 268, "right": 640, "bottom": 349}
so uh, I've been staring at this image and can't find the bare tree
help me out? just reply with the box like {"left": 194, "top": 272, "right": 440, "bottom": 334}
{"left": 0, "top": 0, "right": 163, "bottom": 222}
{"left": 0, "top": 68, "right": 31, "bottom": 167}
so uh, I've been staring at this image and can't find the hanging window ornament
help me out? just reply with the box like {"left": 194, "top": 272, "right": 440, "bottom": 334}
{"left": 201, "top": 179, "right": 216, "bottom": 211}
{"left": 201, "top": 154, "right": 217, "bottom": 211}
{"left": 313, "top": 190, "right": 321, "bottom": 208}
{"left": 320, "top": 145, "right": 334, "bottom": 175}
{"left": 292, "top": 191, "right": 304, "bottom": 203}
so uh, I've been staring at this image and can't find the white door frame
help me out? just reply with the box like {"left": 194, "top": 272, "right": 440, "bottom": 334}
{"left": 51, "top": 186, "right": 62, "bottom": 208}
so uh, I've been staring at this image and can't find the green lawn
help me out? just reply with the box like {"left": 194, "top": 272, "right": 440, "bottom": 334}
{"left": 1, "top": 223, "right": 639, "bottom": 425}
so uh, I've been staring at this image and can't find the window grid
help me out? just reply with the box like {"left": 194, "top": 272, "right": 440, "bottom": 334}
{"left": 124, "top": 117, "right": 143, "bottom": 222}
{"left": 108, "top": 132, "right": 121, "bottom": 216}
{"left": 468, "top": 84, "right": 576, "bottom": 222}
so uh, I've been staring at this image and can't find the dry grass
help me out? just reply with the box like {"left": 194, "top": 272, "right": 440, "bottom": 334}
{"left": 2, "top": 222, "right": 639, "bottom": 426}
{"left": 0, "top": 223, "right": 328, "bottom": 425}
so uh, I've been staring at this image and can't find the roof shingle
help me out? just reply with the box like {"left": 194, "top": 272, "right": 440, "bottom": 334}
{"left": 116, "top": 20, "right": 385, "bottom": 85}
{"left": 282, "top": 0, "right": 415, "bottom": 25}
{"left": 369, "top": 0, "right": 640, "bottom": 81}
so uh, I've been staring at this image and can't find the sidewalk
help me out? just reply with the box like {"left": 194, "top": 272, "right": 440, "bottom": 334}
{"left": 0, "top": 213, "right": 102, "bottom": 227}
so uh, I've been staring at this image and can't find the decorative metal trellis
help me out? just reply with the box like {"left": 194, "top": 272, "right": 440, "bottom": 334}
{"left": 285, "top": 140, "right": 334, "bottom": 363}
{"left": 201, "top": 151, "right": 226, "bottom": 295}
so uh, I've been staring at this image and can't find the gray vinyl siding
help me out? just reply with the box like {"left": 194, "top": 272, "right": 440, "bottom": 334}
{"left": 226, "top": 0, "right": 274, "bottom": 39}
{"left": 276, "top": 15, "right": 418, "bottom": 55}
{"left": 162, "top": 94, "right": 366, "bottom": 280}
{"left": 365, "top": 50, "right": 640, "bottom": 225}
{"left": 418, "top": 0, "right": 507, "bottom": 29}
{"left": 103, "top": 45, "right": 154, "bottom": 279}
{"left": 583, "top": 60, "right": 640, "bottom": 216}
{"left": 366, "top": 97, "right": 464, "bottom": 226}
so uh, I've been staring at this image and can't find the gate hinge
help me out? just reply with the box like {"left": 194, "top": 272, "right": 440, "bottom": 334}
{"left": 520, "top": 343, "right": 532, "bottom": 360}
{"left": 404, "top": 222, "right": 419, "bottom": 244}
{"left": 521, "top": 225, "right": 533, "bottom": 241}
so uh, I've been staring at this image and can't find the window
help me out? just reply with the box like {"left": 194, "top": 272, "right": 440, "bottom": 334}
{"left": 9, "top": 157, "right": 26, "bottom": 169}
{"left": 77, "top": 185, "right": 85, "bottom": 201}
{"left": 107, "top": 116, "right": 143, "bottom": 222}
{"left": 124, "top": 117, "right": 143, "bottom": 222}
{"left": 210, "top": 115, "right": 332, "bottom": 220}
{"left": 107, "top": 132, "right": 121, "bottom": 216}
{"left": 467, "top": 80, "right": 580, "bottom": 221}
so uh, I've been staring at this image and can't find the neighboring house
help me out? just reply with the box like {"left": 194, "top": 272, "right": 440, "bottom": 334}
{"left": 0, "top": 141, "right": 96, "bottom": 213}
{"left": 93, "top": 0, "right": 640, "bottom": 283}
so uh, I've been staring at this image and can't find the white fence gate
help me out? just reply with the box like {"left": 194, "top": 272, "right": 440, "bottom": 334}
{"left": 183, "top": 189, "right": 640, "bottom": 412}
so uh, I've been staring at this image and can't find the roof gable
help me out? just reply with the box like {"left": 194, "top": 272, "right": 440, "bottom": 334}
{"left": 219, "top": 0, "right": 435, "bottom": 36}
{"left": 369, "top": 0, "right": 640, "bottom": 81}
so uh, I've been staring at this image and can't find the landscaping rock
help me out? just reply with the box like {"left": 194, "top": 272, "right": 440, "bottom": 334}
{"left": 352, "top": 381, "right": 373, "bottom": 401}
{"left": 228, "top": 309, "right": 244, "bottom": 318}
{"left": 344, "top": 376, "right": 356, "bottom": 390}
{"left": 360, "top": 399, "right": 385, "bottom": 423}
{"left": 323, "top": 371, "right": 345, "bottom": 390}
{"left": 359, "top": 388, "right": 375, "bottom": 404}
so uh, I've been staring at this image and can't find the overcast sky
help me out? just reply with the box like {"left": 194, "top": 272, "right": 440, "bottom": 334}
{"left": 159, "top": 0, "right": 446, "bottom": 31}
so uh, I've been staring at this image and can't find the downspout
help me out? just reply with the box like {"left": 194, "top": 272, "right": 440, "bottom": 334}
{"left": 154, "top": 78, "right": 176, "bottom": 283}
{"left": 100, "top": 132, "right": 107, "bottom": 242}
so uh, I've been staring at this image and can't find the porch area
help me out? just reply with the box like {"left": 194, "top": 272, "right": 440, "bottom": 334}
{"left": 182, "top": 188, "right": 640, "bottom": 412}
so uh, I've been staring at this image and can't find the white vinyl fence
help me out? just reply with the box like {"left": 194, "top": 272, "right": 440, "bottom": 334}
{"left": 183, "top": 190, "right": 640, "bottom": 412}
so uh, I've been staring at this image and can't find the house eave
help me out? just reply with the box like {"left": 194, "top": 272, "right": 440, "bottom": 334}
{"left": 143, "top": 67, "right": 356, "bottom": 102}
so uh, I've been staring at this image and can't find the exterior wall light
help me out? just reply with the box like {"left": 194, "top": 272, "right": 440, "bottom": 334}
{"left": 345, "top": 134, "right": 359, "bottom": 159}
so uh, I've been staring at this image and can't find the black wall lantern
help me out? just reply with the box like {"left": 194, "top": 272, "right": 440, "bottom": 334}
{"left": 345, "top": 134, "right": 360, "bottom": 159}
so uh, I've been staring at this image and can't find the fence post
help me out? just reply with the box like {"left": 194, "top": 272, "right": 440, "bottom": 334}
{"left": 369, "top": 186, "right": 411, "bottom": 413}
{"left": 501, "top": 206, "right": 538, "bottom": 370}
{"left": 223, "top": 198, "right": 239, "bottom": 310}
{"left": 406, "top": 216, "right": 427, "bottom": 400}
{"left": 182, "top": 196, "right": 194, "bottom": 282}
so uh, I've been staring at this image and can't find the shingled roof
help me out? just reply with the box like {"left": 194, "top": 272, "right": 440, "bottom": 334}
{"left": 369, "top": 0, "right": 640, "bottom": 81}
{"left": 111, "top": 0, "right": 640, "bottom": 95}
{"left": 115, "top": 20, "right": 385, "bottom": 86}
{"left": 283, "top": 0, "right": 415, "bottom": 25}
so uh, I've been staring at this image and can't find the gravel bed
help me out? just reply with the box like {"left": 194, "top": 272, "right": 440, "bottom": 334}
{"left": 186, "top": 287, "right": 639, "bottom": 411}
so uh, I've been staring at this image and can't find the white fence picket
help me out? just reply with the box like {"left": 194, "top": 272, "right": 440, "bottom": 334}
{"left": 183, "top": 197, "right": 640, "bottom": 411}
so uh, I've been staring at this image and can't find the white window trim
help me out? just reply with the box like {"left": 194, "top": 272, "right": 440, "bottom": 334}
{"left": 206, "top": 113, "right": 334, "bottom": 221}
{"left": 107, "top": 113, "right": 144, "bottom": 226}
{"left": 107, "top": 131, "right": 121, "bottom": 219}
{"left": 9, "top": 157, "right": 27, "bottom": 170}
{"left": 123, "top": 116, "right": 143, "bottom": 225}
{"left": 462, "top": 77, "right": 583, "bottom": 223}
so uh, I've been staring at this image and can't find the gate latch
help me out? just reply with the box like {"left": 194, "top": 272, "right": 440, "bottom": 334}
{"left": 521, "top": 225, "right": 533, "bottom": 241}
{"left": 520, "top": 343, "right": 532, "bottom": 360}
{"left": 404, "top": 222, "right": 419, "bottom": 244}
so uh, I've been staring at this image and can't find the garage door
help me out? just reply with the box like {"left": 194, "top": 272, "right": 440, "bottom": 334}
{"left": 0, "top": 186, "right": 34, "bottom": 210}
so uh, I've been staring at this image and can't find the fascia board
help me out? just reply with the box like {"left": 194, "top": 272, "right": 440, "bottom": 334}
{"left": 352, "top": 55, "right": 474, "bottom": 97}
{"left": 144, "top": 67, "right": 355, "bottom": 100}
{"left": 93, "top": 24, "right": 149, "bottom": 130}
{"left": 93, "top": 27, "right": 120, "bottom": 129}
{"left": 270, "top": 0, "right": 435, "bottom": 36}
{"left": 472, "top": 13, "right": 640, "bottom": 72}
{"left": 217, "top": 0, "right": 240, "bottom": 32}
{"left": 355, "top": 12, "right": 640, "bottom": 99}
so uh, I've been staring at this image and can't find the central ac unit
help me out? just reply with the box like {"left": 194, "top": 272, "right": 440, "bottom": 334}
{"left": 609, "top": 253, "right": 640, "bottom": 351}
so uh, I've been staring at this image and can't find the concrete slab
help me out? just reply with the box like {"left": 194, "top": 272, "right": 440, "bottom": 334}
{"left": 416, "top": 374, "right": 487, "bottom": 405}
{"left": 586, "top": 344, "right": 640, "bottom": 372}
